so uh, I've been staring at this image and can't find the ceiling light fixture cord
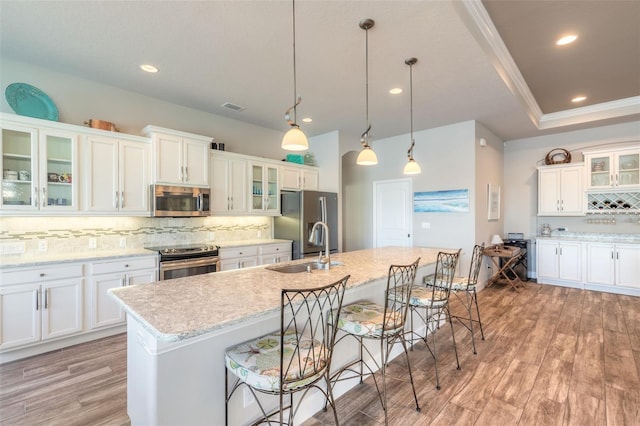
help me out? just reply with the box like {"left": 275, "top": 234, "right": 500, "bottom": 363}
{"left": 408, "top": 58, "right": 415, "bottom": 159}
{"left": 281, "top": 0, "right": 308, "bottom": 151}
{"left": 403, "top": 57, "right": 421, "bottom": 175}
{"left": 356, "top": 18, "right": 377, "bottom": 165}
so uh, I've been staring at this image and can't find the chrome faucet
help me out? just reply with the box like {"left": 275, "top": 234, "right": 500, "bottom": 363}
{"left": 308, "top": 221, "right": 331, "bottom": 269}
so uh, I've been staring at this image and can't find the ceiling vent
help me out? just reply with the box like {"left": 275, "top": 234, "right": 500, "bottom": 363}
{"left": 221, "top": 102, "right": 246, "bottom": 112}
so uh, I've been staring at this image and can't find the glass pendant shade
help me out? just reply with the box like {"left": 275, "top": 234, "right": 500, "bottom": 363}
{"left": 281, "top": 125, "right": 309, "bottom": 151}
{"left": 403, "top": 158, "right": 421, "bottom": 175}
{"left": 356, "top": 145, "right": 378, "bottom": 165}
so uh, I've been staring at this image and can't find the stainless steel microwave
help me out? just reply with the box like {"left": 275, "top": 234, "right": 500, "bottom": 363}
{"left": 150, "top": 185, "right": 210, "bottom": 217}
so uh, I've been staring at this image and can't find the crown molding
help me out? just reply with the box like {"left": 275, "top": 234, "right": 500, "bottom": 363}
{"left": 455, "top": 0, "right": 640, "bottom": 133}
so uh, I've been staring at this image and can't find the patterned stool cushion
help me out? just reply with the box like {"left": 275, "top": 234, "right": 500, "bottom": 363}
{"left": 407, "top": 285, "right": 448, "bottom": 307}
{"left": 336, "top": 301, "right": 404, "bottom": 337}
{"left": 225, "top": 329, "right": 326, "bottom": 392}
{"left": 424, "top": 274, "right": 474, "bottom": 291}
{"left": 451, "top": 276, "right": 474, "bottom": 291}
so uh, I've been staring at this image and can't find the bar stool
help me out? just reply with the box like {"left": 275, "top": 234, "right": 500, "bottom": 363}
{"left": 424, "top": 245, "right": 485, "bottom": 353}
{"left": 404, "top": 250, "right": 460, "bottom": 390}
{"left": 224, "top": 275, "right": 349, "bottom": 425}
{"left": 328, "top": 258, "right": 421, "bottom": 424}
{"left": 448, "top": 244, "right": 485, "bottom": 354}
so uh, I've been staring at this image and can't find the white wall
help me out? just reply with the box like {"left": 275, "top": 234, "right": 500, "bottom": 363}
{"left": 1, "top": 58, "right": 287, "bottom": 160}
{"left": 340, "top": 120, "right": 496, "bottom": 274}
{"left": 504, "top": 120, "right": 640, "bottom": 238}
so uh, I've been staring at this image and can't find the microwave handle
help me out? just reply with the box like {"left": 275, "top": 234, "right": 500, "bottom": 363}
{"left": 196, "top": 193, "right": 203, "bottom": 211}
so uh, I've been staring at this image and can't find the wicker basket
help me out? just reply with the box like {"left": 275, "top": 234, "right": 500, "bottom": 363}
{"left": 545, "top": 148, "right": 571, "bottom": 165}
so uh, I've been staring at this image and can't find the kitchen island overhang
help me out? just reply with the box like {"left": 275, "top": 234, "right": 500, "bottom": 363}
{"left": 110, "top": 247, "right": 444, "bottom": 425}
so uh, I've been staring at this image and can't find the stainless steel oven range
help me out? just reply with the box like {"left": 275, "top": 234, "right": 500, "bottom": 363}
{"left": 146, "top": 243, "right": 220, "bottom": 280}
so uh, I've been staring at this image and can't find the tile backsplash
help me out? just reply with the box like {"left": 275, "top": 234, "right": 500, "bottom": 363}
{"left": 0, "top": 216, "right": 272, "bottom": 256}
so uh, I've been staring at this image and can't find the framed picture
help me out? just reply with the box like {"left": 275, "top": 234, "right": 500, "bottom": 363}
{"left": 413, "top": 189, "right": 469, "bottom": 213}
{"left": 488, "top": 184, "right": 500, "bottom": 220}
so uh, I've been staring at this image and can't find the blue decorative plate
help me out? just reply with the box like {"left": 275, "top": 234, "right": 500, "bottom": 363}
{"left": 5, "top": 83, "right": 59, "bottom": 121}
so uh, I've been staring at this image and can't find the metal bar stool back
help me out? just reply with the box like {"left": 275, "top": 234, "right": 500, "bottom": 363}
{"left": 406, "top": 250, "right": 461, "bottom": 390}
{"left": 225, "top": 275, "right": 350, "bottom": 425}
{"left": 329, "top": 258, "right": 421, "bottom": 425}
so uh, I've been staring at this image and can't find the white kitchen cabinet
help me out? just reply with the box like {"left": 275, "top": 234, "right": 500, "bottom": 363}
{"left": 219, "top": 246, "right": 259, "bottom": 271}
{"left": 584, "top": 148, "right": 640, "bottom": 189}
{"left": 250, "top": 161, "right": 279, "bottom": 215}
{"left": 585, "top": 242, "right": 640, "bottom": 289}
{"left": 1, "top": 118, "right": 79, "bottom": 213}
{"left": 210, "top": 152, "right": 248, "bottom": 214}
{"left": 84, "top": 134, "right": 150, "bottom": 214}
{"left": 143, "top": 126, "right": 210, "bottom": 187}
{"left": 88, "top": 256, "right": 157, "bottom": 329}
{"left": 538, "top": 164, "right": 585, "bottom": 216}
{"left": 280, "top": 164, "right": 319, "bottom": 191}
{"left": 0, "top": 264, "right": 84, "bottom": 351}
{"left": 259, "top": 243, "right": 292, "bottom": 265}
{"left": 536, "top": 239, "right": 581, "bottom": 286}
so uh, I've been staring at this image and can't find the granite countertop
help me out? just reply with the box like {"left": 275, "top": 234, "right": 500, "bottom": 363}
{"left": 0, "top": 248, "right": 155, "bottom": 269}
{"left": 0, "top": 239, "right": 293, "bottom": 269}
{"left": 109, "top": 246, "right": 442, "bottom": 343}
{"left": 216, "top": 239, "right": 292, "bottom": 248}
{"left": 535, "top": 232, "right": 640, "bottom": 243}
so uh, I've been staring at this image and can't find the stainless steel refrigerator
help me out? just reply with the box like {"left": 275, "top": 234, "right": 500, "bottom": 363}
{"left": 274, "top": 190, "right": 338, "bottom": 260}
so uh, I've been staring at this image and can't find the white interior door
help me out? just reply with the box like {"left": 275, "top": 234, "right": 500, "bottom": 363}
{"left": 373, "top": 179, "right": 413, "bottom": 248}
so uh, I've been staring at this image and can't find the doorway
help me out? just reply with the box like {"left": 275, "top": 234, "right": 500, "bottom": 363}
{"left": 373, "top": 178, "right": 413, "bottom": 248}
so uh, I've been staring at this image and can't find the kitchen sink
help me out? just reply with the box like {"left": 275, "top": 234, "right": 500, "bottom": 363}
{"left": 267, "top": 261, "right": 344, "bottom": 274}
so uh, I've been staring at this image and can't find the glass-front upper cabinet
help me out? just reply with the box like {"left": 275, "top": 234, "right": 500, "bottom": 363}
{"left": 1, "top": 123, "right": 78, "bottom": 211}
{"left": 585, "top": 149, "right": 640, "bottom": 189}
{"left": 249, "top": 162, "right": 279, "bottom": 215}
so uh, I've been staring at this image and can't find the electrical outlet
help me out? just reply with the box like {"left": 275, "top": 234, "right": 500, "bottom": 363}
{"left": 256, "top": 230, "right": 262, "bottom": 238}
{"left": 243, "top": 388, "right": 256, "bottom": 407}
{"left": 421, "top": 222, "right": 431, "bottom": 229}
{"left": 119, "top": 237, "right": 127, "bottom": 248}
{"left": 208, "top": 231, "right": 216, "bottom": 241}
{"left": 89, "top": 238, "right": 97, "bottom": 249}
{"left": 38, "top": 240, "right": 48, "bottom": 252}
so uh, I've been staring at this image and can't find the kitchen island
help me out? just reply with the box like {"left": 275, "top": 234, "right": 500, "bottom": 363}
{"left": 110, "top": 246, "right": 443, "bottom": 425}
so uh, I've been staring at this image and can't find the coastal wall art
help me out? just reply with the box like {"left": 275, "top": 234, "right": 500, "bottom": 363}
{"left": 413, "top": 189, "right": 469, "bottom": 213}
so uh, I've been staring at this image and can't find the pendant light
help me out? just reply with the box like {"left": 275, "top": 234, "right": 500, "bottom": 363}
{"left": 403, "top": 57, "right": 421, "bottom": 175}
{"left": 356, "top": 18, "right": 378, "bottom": 166}
{"left": 281, "top": 0, "right": 309, "bottom": 151}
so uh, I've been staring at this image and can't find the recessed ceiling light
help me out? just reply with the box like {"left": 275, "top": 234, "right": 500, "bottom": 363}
{"left": 140, "top": 64, "right": 159, "bottom": 73}
{"left": 389, "top": 88, "right": 403, "bottom": 95}
{"left": 572, "top": 95, "right": 587, "bottom": 103}
{"left": 556, "top": 34, "right": 578, "bottom": 46}
{"left": 302, "top": 117, "right": 313, "bottom": 123}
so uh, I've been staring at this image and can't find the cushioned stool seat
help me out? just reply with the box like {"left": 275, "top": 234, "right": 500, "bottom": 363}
{"left": 225, "top": 330, "right": 326, "bottom": 392}
{"left": 336, "top": 301, "right": 404, "bottom": 337}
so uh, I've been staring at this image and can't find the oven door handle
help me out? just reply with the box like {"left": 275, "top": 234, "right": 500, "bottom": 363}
{"left": 160, "top": 256, "right": 220, "bottom": 272}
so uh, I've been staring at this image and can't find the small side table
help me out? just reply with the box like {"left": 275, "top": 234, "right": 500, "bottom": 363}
{"left": 484, "top": 246, "right": 525, "bottom": 291}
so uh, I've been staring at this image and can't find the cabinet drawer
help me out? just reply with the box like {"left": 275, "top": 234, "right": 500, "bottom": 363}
{"left": 219, "top": 246, "right": 259, "bottom": 258}
{"left": 260, "top": 243, "right": 292, "bottom": 256}
{"left": 90, "top": 256, "right": 157, "bottom": 275}
{"left": 1, "top": 263, "right": 84, "bottom": 286}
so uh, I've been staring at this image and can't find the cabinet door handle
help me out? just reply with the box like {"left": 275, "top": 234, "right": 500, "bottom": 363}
{"left": 120, "top": 191, "right": 124, "bottom": 208}
{"left": 184, "top": 166, "right": 188, "bottom": 182}
{"left": 35, "top": 290, "right": 40, "bottom": 311}
{"left": 610, "top": 174, "right": 613, "bottom": 186}
{"left": 611, "top": 250, "right": 614, "bottom": 260}
{"left": 115, "top": 191, "right": 119, "bottom": 209}
{"left": 44, "top": 288, "right": 48, "bottom": 309}
{"left": 556, "top": 200, "right": 560, "bottom": 211}
{"left": 41, "top": 187, "right": 47, "bottom": 207}
{"left": 34, "top": 187, "right": 39, "bottom": 207}
{"left": 559, "top": 247, "right": 563, "bottom": 256}
{"left": 615, "top": 174, "right": 619, "bottom": 186}
{"left": 616, "top": 250, "right": 619, "bottom": 260}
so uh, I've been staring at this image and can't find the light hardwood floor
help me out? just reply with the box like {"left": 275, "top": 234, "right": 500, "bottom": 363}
{"left": 1, "top": 282, "right": 639, "bottom": 425}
